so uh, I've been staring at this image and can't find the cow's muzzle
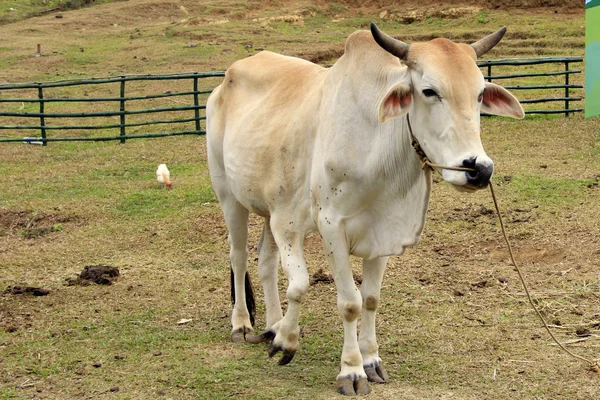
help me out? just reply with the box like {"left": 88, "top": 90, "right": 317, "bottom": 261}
{"left": 462, "top": 157, "right": 493, "bottom": 188}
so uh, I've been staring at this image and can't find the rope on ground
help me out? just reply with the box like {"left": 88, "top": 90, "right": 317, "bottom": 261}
{"left": 407, "top": 114, "right": 600, "bottom": 371}
{"left": 487, "top": 181, "right": 600, "bottom": 373}
{"left": 421, "top": 160, "right": 600, "bottom": 371}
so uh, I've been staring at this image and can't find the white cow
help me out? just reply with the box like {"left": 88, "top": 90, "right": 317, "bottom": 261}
{"left": 206, "top": 23, "right": 524, "bottom": 396}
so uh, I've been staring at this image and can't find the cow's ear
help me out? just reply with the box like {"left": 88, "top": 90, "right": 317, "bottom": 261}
{"left": 379, "top": 82, "right": 412, "bottom": 123}
{"left": 482, "top": 82, "right": 525, "bottom": 119}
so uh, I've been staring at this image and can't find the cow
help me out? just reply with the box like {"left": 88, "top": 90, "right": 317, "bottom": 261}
{"left": 206, "top": 23, "right": 524, "bottom": 396}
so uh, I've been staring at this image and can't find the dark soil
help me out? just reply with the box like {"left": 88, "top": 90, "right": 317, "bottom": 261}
{"left": 0, "top": 208, "right": 79, "bottom": 238}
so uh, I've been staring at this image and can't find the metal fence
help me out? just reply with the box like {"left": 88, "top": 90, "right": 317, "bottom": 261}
{"left": 0, "top": 56, "right": 584, "bottom": 146}
{"left": 0, "top": 72, "right": 224, "bottom": 146}
{"left": 478, "top": 56, "right": 583, "bottom": 116}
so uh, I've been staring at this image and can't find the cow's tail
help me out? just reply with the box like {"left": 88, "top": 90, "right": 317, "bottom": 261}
{"left": 230, "top": 266, "right": 256, "bottom": 327}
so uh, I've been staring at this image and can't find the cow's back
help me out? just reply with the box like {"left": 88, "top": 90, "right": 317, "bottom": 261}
{"left": 207, "top": 51, "right": 327, "bottom": 221}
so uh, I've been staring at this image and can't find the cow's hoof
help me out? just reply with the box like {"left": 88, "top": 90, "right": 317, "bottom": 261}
{"left": 267, "top": 341, "right": 296, "bottom": 365}
{"left": 246, "top": 330, "right": 275, "bottom": 344}
{"left": 231, "top": 327, "right": 254, "bottom": 343}
{"left": 336, "top": 376, "right": 370, "bottom": 396}
{"left": 364, "top": 362, "right": 388, "bottom": 383}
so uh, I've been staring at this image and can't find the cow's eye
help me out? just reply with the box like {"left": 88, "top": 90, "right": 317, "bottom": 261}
{"left": 477, "top": 92, "right": 484, "bottom": 102}
{"left": 422, "top": 89, "right": 438, "bottom": 98}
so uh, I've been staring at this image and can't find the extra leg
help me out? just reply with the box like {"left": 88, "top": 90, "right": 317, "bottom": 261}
{"left": 222, "top": 200, "right": 253, "bottom": 342}
{"left": 359, "top": 257, "right": 389, "bottom": 384}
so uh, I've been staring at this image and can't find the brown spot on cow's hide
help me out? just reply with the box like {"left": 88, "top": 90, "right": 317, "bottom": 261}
{"left": 364, "top": 296, "right": 378, "bottom": 311}
{"left": 342, "top": 352, "right": 362, "bottom": 367}
{"left": 287, "top": 332, "right": 298, "bottom": 345}
{"left": 343, "top": 303, "right": 360, "bottom": 322}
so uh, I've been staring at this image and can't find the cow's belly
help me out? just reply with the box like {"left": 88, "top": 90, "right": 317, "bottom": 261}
{"left": 222, "top": 126, "right": 314, "bottom": 220}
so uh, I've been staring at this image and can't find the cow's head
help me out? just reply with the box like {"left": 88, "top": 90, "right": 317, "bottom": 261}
{"left": 371, "top": 23, "right": 524, "bottom": 191}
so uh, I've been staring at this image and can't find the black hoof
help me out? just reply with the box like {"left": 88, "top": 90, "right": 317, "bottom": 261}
{"left": 364, "top": 363, "right": 388, "bottom": 383}
{"left": 268, "top": 342, "right": 296, "bottom": 365}
{"left": 231, "top": 327, "right": 254, "bottom": 343}
{"left": 246, "top": 330, "right": 275, "bottom": 344}
{"left": 336, "top": 375, "right": 370, "bottom": 396}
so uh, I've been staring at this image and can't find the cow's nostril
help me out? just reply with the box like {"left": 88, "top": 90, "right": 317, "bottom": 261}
{"left": 462, "top": 157, "right": 479, "bottom": 179}
{"left": 462, "top": 157, "right": 476, "bottom": 169}
{"left": 462, "top": 157, "right": 493, "bottom": 188}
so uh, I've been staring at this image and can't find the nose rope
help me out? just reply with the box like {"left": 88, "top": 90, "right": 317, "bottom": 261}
{"left": 406, "top": 113, "right": 600, "bottom": 372}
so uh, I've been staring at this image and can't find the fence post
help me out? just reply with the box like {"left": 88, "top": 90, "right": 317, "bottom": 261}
{"left": 120, "top": 77, "right": 126, "bottom": 144}
{"left": 193, "top": 73, "right": 201, "bottom": 133}
{"left": 487, "top": 64, "right": 492, "bottom": 83}
{"left": 38, "top": 83, "right": 47, "bottom": 146}
{"left": 564, "top": 61, "right": 569, "bottom": 118}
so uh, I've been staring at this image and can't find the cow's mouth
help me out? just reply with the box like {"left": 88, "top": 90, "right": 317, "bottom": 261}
{"left": 451, "top": 183, "right": 479, "bottom": 193}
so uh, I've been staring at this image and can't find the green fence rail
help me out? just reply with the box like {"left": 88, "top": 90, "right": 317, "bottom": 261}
{"left": 0, "top": 56, "right": 584, "bottom": 145}
{"left": 0, "top": 72, "right": 225, "bottom": 146}
{"left": 477, "top": 56, "right": 583, "bottom": 116}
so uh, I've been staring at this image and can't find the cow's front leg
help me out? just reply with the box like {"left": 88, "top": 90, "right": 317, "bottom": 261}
{"left": 359, "top": 257, "right": 389, "bottom": 384}
{"left": 323, "top": 234, "right": 370, "bottom": 396}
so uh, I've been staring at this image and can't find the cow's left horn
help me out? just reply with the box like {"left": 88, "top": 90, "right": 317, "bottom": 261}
{"left": 370, "top": 22, "right": 410, "bottom": 60}
{"left": 471, "top": 27, "right": 507, "bottom": 57}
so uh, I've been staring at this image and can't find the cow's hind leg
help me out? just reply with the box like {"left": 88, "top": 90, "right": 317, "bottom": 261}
{"left": 252, "top": 216, "right": 308, "bottom": 365}
{"left": 247, "top": 218, "right": 283, "bottom": 344}
{"left": 359, "top": 257, "right": 389, "bottom": 384}
{"left": 222, "top": 200, "right": 254, "bottom": 342}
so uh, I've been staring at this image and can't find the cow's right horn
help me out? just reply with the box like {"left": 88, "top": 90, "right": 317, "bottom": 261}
{"left": 471, "top": 27, "right": 507, "bottom": 57}
{"left": 370, "top": 22, "right": 410, "bottom": 60}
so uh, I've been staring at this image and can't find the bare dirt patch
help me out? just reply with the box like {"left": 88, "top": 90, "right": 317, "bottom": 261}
{"left": 0, "top": 306, "right": 32, "bottom": 333}
{"left": 489, "top": 242, "right": 566, "bottom": 264}
{"left": 331, "top": 0, "right": 582, "bottom": 11}
{"left": 0, "top": 208, "right": 81, "bottom": 238}
{"left": 300, "top": 48, "right": 344, "bottom": 65}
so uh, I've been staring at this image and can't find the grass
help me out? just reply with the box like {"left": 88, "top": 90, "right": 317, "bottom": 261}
{"left": 0, "top": 0, "right": 123, "bottom": 25}
{"left": 509, "top": 175, "right": 598, "bottom": 205}
{"left": 1, "top": 1, "right": 599, "bottom": 399}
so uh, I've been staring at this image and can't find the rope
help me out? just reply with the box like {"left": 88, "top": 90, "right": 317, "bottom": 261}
{"left": 487, "top": 182, "right": 599, "bottom": 371}
{"left": 406, "top": 113, "right": 600, "bottom": 372}
{"left": 407, "top": 114, "right": 474, "bottom": 172}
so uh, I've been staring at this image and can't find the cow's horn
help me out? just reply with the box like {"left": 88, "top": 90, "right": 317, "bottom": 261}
{"left": 471, "top": 27, "right": 507, "bottom": 57}
{"left": 370, "top": 22, "right": 410, "bottom": 60}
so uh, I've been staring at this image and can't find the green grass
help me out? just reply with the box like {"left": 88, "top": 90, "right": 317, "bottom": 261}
{"left": 509, "top": 175, "right": 598, "bottom": 205}
{"left": 475, "top": 10, "right": 490, "bottom": 24}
